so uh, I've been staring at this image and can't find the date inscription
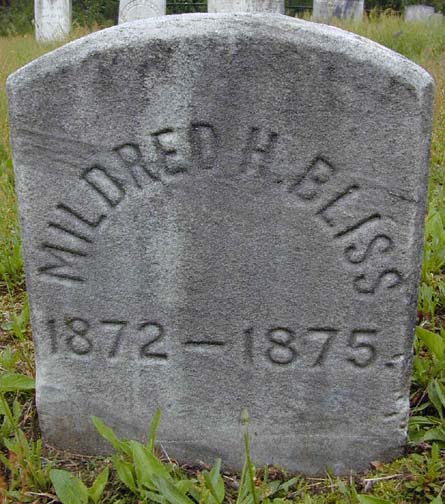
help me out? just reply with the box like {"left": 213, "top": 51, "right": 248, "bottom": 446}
{"left": 46, "top": 317, "right": 379, "bottom": 369}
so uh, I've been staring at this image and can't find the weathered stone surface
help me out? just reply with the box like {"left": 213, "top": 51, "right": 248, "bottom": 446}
{"left": 119, "top": 0, "right": 166, "bottom": 24}
{"left": 312, "top": 0, "right": 364, "bottom": 21}
{"left": 35, "top": 0, "right": 71, "bottom": 42}
{"left": 208, "top": 0, "right": 284, "bottom": 13}
{"left": 8, "top": 14, "right": 433, "bottom": 474}
{"left": 404, "top": 4, "right": 435, "bottom": 21}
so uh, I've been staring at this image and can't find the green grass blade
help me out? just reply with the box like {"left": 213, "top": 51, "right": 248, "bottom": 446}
{"left": 147, "top": 407, "right": 161, "bottom": 452}
{"left": 130, "top": 440, "right": 172, "bottom": 492}
{"left": 243, "top": 429, "right": 258, "bottom": 504}
{"left": 0, "top": 372, "right": 34, "bottom": 392}
{"left": 91, "top": 416, "right": 131, "bottom": 456}
{"left": 151, "top": 473, "right": 195, "bottom": 504}
{"left": 357, "top": 496, "right": 393, "bottom": 504}
{"left": 50, "top": 469, "right": 89, "bottom": 504}
{"left": 416, "top": 327, "right": 445, "bottom": 360}
{"left": 111, "top": 456, "right": 138, "bottom": 494}
{"left": 89, "top": 466, "right": 109, "bottom": 504}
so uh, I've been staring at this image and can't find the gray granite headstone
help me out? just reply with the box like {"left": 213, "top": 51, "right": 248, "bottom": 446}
{"left": 35, "top": 0, "right": 71, "bottom": 42}
{"left": 404, "top": 4, "right": 435, "bottom": 21}
{"left": 119, "top": 0, "right": 166, "bottom": 23}
{"left": 8, "top": 14, "right": 433, "bottom": 475}
{"left": 208, "top": 0, "right": 285, "bottom": 13}
{"left": 312, "top": 0, "right": 364, "bottom": 21}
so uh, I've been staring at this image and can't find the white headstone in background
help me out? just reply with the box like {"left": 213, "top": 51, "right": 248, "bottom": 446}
{"left": 208, "top": 0, "right": 285, "bottom": 13}
{"left": 430, "top": 12, "right": 444, "bottom": 22}
{"left": 312, "top": 0, "right": 364, "bottom": 21}
{"left": 404, "top": 5, "right": 435, "bottom": 21}
{"left": 119, "top": 0, "right": 166, "bottom": 23}
{"left": 35, "top": 0, "right": 71, "bottom": 42}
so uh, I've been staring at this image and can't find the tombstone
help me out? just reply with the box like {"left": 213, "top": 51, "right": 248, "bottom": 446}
{"left": 312, "top": 0, "right": 364, "bottom": 22}
{"left": 7, "top": 14, "right": 433, "bottom": 475}
{"left": 34, "top": 0, "right": 71, "bottom": 42}
{"left": 208, "top": 0, "right": 285, "bottom": 13}
{"left": 404, "top": 4, "right": 435, "bottom": 21}
{"left": 430, "top": 12, "right": 444, "bottom": 23}
{"left": 119, "top": 0, "right": 166, "bottom": 23}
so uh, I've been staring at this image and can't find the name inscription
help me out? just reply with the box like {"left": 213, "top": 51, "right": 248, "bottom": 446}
{"left": 46, "top": 316, "right": 384, "bottom": 369}
{"left": 38, "top": 122, "right": 404, "bottom": 294}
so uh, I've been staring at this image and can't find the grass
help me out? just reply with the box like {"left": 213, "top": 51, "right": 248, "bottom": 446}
{"left": 1, "top": 12, "right": 445, "bottom": 503}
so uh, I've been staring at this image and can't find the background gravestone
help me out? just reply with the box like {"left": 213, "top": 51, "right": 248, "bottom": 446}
{"left": 207, "top": 0, "right": 285, "bottom": 13}
{"left": 430, "top": 12, "right": 444, "bottom": 22}
{"left": 8, "top": 14, "right": 433, "bottom": 474}
{"left": 35, "top": 0, "right": 71, "bottom": 42}
{"left": 404, "top": 4, "right": 435, "bottom": 21}
{"left": 119, "top": 0, "right": 166, "bottom": 23}
{"left": 312, "top": 0, "right": 364, "bottom": 21}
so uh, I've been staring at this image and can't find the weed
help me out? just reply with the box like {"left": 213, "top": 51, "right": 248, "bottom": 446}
{"left": 0, "top": 430, "right": 52, "bottom": 501}
{"left": 91, "top": 410, "right": 301, "bottom": 504}
{"left": 50, "top": 467, "right": 109, "bottom": 504}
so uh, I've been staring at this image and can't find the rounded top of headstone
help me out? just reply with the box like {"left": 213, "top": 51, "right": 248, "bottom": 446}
{"left": 7, "top": 13, "right": 433, "bottom": 95}
{"left": 405, "top": 4, "right": 435, "bottom": 11}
